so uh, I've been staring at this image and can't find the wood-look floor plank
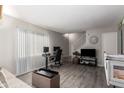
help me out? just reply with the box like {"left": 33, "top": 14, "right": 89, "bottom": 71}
{"left": 18, "top": 63, "right": 108, "bottom": 88}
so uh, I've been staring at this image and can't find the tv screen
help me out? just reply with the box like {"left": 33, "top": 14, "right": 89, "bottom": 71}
{"left": 81, "top": 49, "right": 96, "bottom": 57}
{"left": 53, "top": 46, "right": 60, "bottom": 51}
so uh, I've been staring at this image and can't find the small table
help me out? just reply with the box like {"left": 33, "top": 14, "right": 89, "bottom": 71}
{"left": 32, "top": 68, "right": 60, "bottom": 88}
{"left": 72, "top": 57, "right": 80, "bottom": 64}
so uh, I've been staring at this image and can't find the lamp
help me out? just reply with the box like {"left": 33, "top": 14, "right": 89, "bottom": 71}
{"left": 0, "top": 5, "right": 3, "bottom": 19}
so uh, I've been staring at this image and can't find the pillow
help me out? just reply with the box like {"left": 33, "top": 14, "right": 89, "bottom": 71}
{"left": 0, "top": 68, "right": 8, "bottom": 88}
{"left": 0, "top": 81, "right": 5, "bottom": 88}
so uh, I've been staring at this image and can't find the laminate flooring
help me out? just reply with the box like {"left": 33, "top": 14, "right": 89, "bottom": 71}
{"left": 18, "top": 63, "right": 108, "bottom": 88}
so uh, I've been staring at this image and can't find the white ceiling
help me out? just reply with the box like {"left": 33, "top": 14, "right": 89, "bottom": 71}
{"left": 3, "top": 5, "right": 124, "bottom": 33}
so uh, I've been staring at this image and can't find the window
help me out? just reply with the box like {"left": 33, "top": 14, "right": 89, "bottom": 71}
{"left": 17, "top": 28, "right": 50, "bottom": 57}
{"left": 16, "top": 28, "right": 50, "bottom": 75}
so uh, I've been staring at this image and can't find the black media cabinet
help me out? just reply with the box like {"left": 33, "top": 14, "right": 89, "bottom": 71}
{"left": 80, "top": 49, "right": 97, "bottom": 66}
{"left": 80, "top": 56, "right": 97, "bottom": 66}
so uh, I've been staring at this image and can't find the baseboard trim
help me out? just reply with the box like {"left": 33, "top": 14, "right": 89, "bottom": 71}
{"left": 97, "top": 64, "right": 104, "bottom": 67}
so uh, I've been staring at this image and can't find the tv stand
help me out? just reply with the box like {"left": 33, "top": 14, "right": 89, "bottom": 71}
{"left": 80, "top": 56, "right": 97, "bottom": 66}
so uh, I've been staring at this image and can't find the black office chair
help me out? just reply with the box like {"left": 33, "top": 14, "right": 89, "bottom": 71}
{"left": 55, "top": 49, "right": 62, "bottom": 65}
{"left": 50, "top": 49, "right": 62, "bottom": 67}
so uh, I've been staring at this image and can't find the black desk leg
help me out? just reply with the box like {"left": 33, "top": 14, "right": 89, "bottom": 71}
{"left": 46, "top": 56, "right": 48, "bottom": 70}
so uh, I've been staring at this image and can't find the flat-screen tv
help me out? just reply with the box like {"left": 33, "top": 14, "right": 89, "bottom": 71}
{"left": 81, "top": 49, "right": 96, "bottom": 57}
{"left": 53, "top": 46, "right": 60, "bottom": 51}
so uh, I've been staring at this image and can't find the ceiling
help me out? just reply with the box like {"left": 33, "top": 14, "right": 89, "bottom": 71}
{"left": 3, "top": 5, "right": 124, "bottom": 33}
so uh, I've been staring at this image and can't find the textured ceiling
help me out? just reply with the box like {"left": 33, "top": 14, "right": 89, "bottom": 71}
{"left": 3, "top": 5, "right": 124, "bottom": 33}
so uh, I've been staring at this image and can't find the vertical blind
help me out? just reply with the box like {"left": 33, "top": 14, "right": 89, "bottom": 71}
{"left": 16, "top": 28, "right": 50, "bottom": 75}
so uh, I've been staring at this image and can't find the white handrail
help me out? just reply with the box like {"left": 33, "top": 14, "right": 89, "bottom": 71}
{"left": 104, "top": 52, "right": 110, "bottom": 86}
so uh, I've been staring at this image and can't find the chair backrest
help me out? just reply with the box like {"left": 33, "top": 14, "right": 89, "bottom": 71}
{"left": 55, "top": 49, "right": 62, "bottom": 61}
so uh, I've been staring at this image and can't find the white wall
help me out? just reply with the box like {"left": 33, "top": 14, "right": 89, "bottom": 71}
{"left": 67, "top": 32, "right": 86, "bottom": 56}
{"left": 102, "top": 32, "right": 118, "bottom": 66}
{"left": 48, "top": 31, "right": 69, "bottom": 57}
{"left": 68, "top": 26, "right": 118, "bottom": 66}
{"left": 0, "top": 15, "right": 16, "bottom": 74}
{"left": 102, "top": 32, "right": 118, "bottom": 55}
{"left": 84, "top": 26, "right": 118, "bottom": 66}
{"left": 0, "top": 15, "right": 69, "bottom": 74}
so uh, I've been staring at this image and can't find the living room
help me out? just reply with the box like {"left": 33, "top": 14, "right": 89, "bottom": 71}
{"left": 0, "top": 5, "right": 124, "bottom": 88}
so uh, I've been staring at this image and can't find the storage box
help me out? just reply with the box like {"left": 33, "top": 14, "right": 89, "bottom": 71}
{"left": 32, "top": 69, "right": 60, "bottom": 88}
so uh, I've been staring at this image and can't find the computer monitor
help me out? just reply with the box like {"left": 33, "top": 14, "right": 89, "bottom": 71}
{"left": 43, "top": 47, "right": 49, "bottom": 53}
{"left": 53, "top": 46, "right": 60, "bottom": 51}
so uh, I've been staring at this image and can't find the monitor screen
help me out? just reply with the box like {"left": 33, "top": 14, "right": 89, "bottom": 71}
{"left": 81, "top": 49, "right": 96, "bottom": 57}
{"left": 43, "top": 47, "right": 49, "bottom": 53}
{"left": 53, "top": 46, "right": 60, "bottom": 51}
